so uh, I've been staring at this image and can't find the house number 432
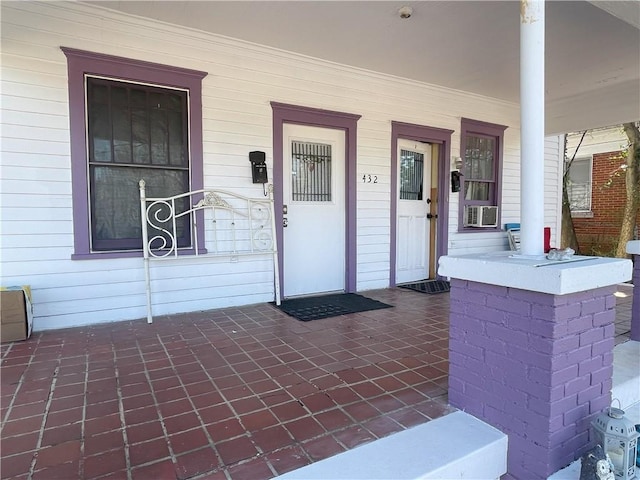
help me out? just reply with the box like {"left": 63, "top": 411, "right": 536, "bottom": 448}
{"left": 362, "top": 174, "right": 378, "bottom": 183}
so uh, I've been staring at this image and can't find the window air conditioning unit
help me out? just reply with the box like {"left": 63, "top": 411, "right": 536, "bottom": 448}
{"left": 464, "top": 205, "right": 498, "bottom": 227}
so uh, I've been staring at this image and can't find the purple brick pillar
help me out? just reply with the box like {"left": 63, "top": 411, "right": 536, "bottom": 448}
{"left": 631, "top": 254, "right": 640, "bottom": 341}
{"left": 448, "top": 279, "right": 617, "bottom": 479}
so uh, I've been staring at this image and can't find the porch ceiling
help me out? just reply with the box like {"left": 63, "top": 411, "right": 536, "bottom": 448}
{"left": 86, "top": 0, "right": 640, "bottom": 134}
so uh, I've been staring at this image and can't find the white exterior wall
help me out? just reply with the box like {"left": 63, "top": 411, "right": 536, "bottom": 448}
{"left": 545, "top": 135, "right": 564, "bottom": 250}
{"left": 0, "top": 1, "right": 562, "bottom": 330}
{"left": 566, "top": 124, "right": 628, "bottom": 158}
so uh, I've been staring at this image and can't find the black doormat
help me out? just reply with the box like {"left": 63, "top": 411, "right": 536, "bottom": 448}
{"left": 398, "top": 280, "right": 450, "bottom": 294}
{"left": 274, "top": 293, "right": 393, "bottom": 322}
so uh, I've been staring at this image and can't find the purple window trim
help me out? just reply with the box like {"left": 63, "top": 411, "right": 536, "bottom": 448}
{"left": 61, "top": 47, "right": 208, "bottom": 259}
{"left": 458, "top": 117, "right": 507, "bottom": 233}
{"left": 390, "top": 121, "right": 453, "bottom": 287}
{"left": 271, "top": 102, "right": 361, "bottom": 299}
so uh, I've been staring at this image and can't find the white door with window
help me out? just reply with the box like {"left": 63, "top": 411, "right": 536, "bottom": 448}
{"left": 282, "top": 124, "right": 345, "bottom": 297}
{"left": 396, "top": 139, "right": 432, "bottom": 284}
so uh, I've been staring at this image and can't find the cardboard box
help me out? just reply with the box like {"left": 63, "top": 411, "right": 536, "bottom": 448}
{"left": 1, "top": 287, "right": 33, "bottom": 343}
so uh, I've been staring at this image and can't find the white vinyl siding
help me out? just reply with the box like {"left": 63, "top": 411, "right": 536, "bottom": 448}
{"left": 1, "top": 1, "right": 562, "bottom": 330}
{"left": 566, "top": 126, "right": 628, "bottom": 158}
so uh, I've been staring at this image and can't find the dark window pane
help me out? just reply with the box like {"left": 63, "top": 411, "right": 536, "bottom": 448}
{"left": 168, "top": 110, "right": 185, "bottom": 166}
{"left": 90, "top": 83, "right": 108, "bottom": 103}
{"left": 111, "top": 86, "right": 128, "bottom": 105}
{"left": 150, "top": 108, "right": 168, "bottom": 165}
{"left": 130, "top": 88, "right": 146, "bottom": 108}
{"left": 89, "top": 103, "right": 111, "bottom": 162}
{"left": 148, "top": 92, "right": 163, "bottom": 110}
{"left": 86, "top": 77, "right": 190, "bottom": 252}
{"left": 90, "top": 165, "right": 189, "bottom": 251}
{"left": 166, "top": 92, "right": 183, "bottom": 111}
{"left": 132, "top": 108, "right": 150, "bottom": 164}
{"left": 112, "top": 104, "right": 131, "bottom": 163}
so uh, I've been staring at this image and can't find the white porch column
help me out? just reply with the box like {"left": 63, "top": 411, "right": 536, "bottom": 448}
{"left": 520, "top": 0, "right": 545, "bottom": 256}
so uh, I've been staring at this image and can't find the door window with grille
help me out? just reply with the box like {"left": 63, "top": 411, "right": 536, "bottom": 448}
{"left": 399, "top": 149, "right": 425, "bottom": 200}
{"left": 290, "top": 141, "right": 332, "bottom": 202}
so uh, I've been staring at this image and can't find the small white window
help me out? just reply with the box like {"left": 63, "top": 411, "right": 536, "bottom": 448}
{"left": 567, "top": 156, "right": 592, "bottom": 212}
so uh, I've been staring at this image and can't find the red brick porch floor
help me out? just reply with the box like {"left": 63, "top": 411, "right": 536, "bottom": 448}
{"left": 0, "top": 284, "right": 633, "bottom": 480}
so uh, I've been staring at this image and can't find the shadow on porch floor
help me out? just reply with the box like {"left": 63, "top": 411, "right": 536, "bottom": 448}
{"left": 0, "top": 284, "right": 633, "bottom": 480}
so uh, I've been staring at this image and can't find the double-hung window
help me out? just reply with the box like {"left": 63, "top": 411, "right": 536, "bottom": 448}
{"left": 459, "top": 118, "right": 507, "bottom": 230}
{"left": 88, "top": 78, "right": 190, "bottom": 251}
{"left": 566, "top": 156, "right": 592, "bottom": 214}
{"left": 62, "top": 48, "right": 207, "bottom": 258}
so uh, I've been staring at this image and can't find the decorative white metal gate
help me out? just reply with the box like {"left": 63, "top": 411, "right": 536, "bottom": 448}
{"left": 139, "top": 180, "right": 281, "bottom": 323}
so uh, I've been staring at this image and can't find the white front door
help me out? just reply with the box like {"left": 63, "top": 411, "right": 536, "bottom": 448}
{"left": 282, "top": 124, "right": 346, "bottom": 297}
{"left": 396, "top": 139, "right": 432, "bottom": 284}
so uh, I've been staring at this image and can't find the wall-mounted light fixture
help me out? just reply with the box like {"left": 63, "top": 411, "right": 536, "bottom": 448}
{"left": 452, "top": 156, "right": 463, "bottom": 171}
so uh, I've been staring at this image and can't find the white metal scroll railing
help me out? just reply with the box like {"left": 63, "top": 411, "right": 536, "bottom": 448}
{"left": 138, "top": 180, "right": 281, "bottom": 324}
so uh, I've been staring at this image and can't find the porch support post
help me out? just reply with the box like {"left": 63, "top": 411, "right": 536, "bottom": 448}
{"left": 626, "top": 240, "right": 640, "bottom": 341}
{"left": 439, "top": 253, "right": 632, "bottom": 479}
{"left": 519, "top": 0, "right": 545, "bottom": 256}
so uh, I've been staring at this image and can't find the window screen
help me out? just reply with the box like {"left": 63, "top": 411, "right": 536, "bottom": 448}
{"left": 87, "top": 77, "right": 190, "bottom": 251}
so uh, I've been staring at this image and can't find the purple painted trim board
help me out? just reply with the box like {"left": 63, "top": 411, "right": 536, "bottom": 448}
{"left": 457, "top": 118, "right": 507, "bottom": 233}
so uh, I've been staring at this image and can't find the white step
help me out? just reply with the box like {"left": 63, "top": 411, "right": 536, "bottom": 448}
{"left": 611, "top": 340, "right": 640, "bottom": 412}
{"left": 274, "top": 411, "right": 508, "bottom": 480}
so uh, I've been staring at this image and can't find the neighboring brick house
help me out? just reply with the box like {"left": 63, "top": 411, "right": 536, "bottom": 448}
{"left": 566, "top": 125, "right": 640, "bottom": 256}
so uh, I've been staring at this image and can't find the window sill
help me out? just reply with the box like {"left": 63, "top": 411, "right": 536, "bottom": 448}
{"left": 72, "top": 251, "right": 142, "bottom": 260}
{"left": 458, "top": 227, "right": 501, "bottom": 233}
{"left": 72, "top": 247, "right": 206, "bottom": 260}
{"left": 570, "top": 211, "right": 594, "bottom": 218}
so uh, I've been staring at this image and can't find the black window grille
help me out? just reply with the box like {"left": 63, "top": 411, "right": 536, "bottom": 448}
{"left": 399, "top": 149, "right": 424, "bottom": 200}
{"left": 291, "top": 141, "right": 332, "bottom": 202}
{"left": 87, "top": 77, "right": 190, "bottom": 251}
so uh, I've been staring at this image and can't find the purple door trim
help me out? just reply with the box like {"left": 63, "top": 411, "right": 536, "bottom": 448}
{"left": 271, "top": 102, "right": 361, "bottom": 300}
{"left": 390, "top": 121, "right": 453, "bottom": 287}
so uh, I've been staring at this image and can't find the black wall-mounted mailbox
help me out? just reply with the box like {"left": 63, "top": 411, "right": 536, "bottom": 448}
{"left": 451, "top": 170, "right": 462, "bottom": 193}
{"left": 249, "top": 151, "right": 268, "bottom": 184}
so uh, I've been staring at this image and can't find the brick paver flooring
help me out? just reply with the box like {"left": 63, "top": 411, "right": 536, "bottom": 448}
{"left": 1, "top": 284, "right": 633, "bottom": 479}
{"left": 1, "top": 287, "right": 455, "bottom": 479}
